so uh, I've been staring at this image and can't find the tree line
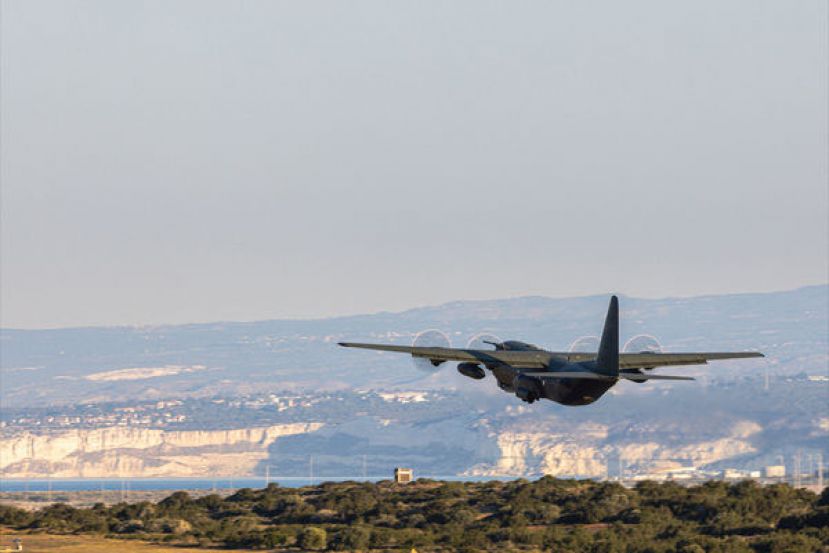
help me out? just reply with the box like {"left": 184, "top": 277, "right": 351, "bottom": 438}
{"left": 0, "top": 478, "right": 827, "bottom": 552}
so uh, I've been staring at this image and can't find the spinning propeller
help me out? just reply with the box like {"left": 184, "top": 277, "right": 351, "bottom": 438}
{"left": 623, "top": 334, "right": 663, "bottom": 353}
{"left": 465, "top": 333, "right": 503, "bottom": 351}
{"left": 568, "top": 334, "right": 662, "bottom": 355}
{"left": 410, "top": 329, "right": 451, "bottom": 372}
{"left": 568, "top": 335, "right": 599, "bottom": 353}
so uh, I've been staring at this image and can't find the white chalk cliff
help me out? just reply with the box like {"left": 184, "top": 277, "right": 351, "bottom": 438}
{"left": 0, "top": 423, "right": 322, "bottom": 478}
{"left": 466, "top": 420, "right": 762, "bottom": 477}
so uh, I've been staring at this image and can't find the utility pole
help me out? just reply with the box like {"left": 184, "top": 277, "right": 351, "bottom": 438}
{"left": 794, "top": 452, "right": 802, "bottom": 488}
{"left": 818, "top": 453, "right": 824, "bottom": 490}
{"left": 265, "top": 465, "right": 270, "bottom": 486}
{"left": 808, "top": 454, "right": 814, "bottom": 485}
{"left": 309, "top": 455, "right": 314, "bottom": 484}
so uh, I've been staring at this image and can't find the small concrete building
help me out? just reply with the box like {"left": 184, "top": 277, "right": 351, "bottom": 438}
{"left": 394, "top": 467, "right": 414, "bottom": 483}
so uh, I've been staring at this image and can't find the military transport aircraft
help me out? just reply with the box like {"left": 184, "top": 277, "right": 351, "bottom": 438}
{"left": 339, "top": 296, "right": 764, "bottom": 406}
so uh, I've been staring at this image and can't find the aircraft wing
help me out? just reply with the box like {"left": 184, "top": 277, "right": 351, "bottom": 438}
{"left": 616, "top": 351, "right": 764, "bottom": 369}
{"left": 513, "top": 351, "right": 764, "bottom": 368}
{"left": 339, "top": 343, "right": 763, "bottom": 370}
{"left": 337, "top": 342, "right": 552, "bottom": 368}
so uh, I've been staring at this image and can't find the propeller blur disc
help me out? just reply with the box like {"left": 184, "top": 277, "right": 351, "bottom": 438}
{"left": 411, "top": 329, "right": 451, "bottom": 372}
{"left": 568, "top": 335, "right": 600, "bottom": 353}
{"left": 623, "top": 334, "right": 663, "bottom": 353}
{"left": 466, "top": 333, "right": 503, "bottom": 350}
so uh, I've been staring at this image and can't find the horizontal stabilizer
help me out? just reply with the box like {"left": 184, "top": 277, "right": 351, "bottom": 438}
{"left": 620, "top": 373, "right": 694, "bottom": 381}
{"left": 523, "top": 371, "right": 614, "bottom": 380}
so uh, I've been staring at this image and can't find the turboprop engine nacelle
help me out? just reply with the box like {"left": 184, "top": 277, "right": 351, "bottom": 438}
{"left": 457, "top": 362, "right": 485, "bottom": 380}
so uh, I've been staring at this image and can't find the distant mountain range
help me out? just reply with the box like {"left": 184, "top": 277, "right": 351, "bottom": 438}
{"left": 1, "top": 285, "right": 826, "bottom": 407}
{"left": 1, "top": 285, "right": 826, "bottom": 479}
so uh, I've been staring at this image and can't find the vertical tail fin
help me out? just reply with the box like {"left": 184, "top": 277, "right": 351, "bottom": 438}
{"left": 595, "top": 296, "right": 619, "bottom": 377}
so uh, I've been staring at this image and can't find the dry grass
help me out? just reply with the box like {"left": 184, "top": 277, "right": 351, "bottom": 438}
{"left": 0, "top": 531, "right": 250, "bottom": 553}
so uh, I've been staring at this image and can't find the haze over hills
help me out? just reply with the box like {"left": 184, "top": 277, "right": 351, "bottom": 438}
{"left": 0, "top": 285, "right": 826, "bottom": 479}
{"left": 1, "top": 285, "right": 826, "bottom": 406}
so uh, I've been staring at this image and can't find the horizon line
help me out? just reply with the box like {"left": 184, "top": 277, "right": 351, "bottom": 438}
{"left": 1, "top": 282, "right": 826, "bottom": 333}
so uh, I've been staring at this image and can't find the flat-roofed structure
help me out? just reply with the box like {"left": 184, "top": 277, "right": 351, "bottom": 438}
{"left": 394, "top": 467, "right": 413, "bottom": 483}
{"left": 764, "top": 465, "right": 786, "bottom": 478}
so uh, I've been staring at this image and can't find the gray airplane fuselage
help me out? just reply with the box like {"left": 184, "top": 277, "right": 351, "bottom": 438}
{"left": 487, "top": 342, "right": 614, "bottom": 405}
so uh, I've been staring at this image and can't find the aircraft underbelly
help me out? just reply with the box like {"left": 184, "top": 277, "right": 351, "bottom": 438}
{"left": 492, "top": 364, "right": 615, "bottom": 405}
{"left": 543, "top": 379, "right": 614, "bottom": 406}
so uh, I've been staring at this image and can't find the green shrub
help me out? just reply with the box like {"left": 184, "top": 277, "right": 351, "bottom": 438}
{"left": 298, "top": 526, "right": 327, "bottom": 550}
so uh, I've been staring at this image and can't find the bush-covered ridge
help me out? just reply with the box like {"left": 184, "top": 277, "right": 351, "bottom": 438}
{"left": 1, "top": 478, "right": 827, "bottom": 552}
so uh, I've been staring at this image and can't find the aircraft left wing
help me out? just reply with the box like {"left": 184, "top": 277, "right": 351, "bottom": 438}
{"left": 616, "top": 351, "right": 764, "bottom": 369}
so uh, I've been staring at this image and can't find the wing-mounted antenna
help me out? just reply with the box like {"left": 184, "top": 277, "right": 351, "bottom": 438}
{"left": 595, "top": 296, "right": 619, "bottom": 378}
{"left": 467, "top": 334, "right": 504, "bottom": 351}
{"left": 481, "top": 339, "right": 505, "bottom": 350}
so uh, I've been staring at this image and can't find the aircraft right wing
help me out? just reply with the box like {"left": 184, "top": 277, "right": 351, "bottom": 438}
{"left": 616, "top": 351, "right": 764, "bottom": 369}
{"left": 556, "top": 351, "right": 763, "bottom": 368}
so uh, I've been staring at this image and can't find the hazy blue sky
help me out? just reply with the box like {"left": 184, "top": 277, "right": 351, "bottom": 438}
{"left": 1, "top": 0, "right": 827, "bottom": 328}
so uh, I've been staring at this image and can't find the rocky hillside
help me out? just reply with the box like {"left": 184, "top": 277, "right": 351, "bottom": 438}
{"left": 3, "top": 376, "right": 824, "bottom": 479}
{"left": 1, "top": 423, "right": 321, "bottom": 478}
